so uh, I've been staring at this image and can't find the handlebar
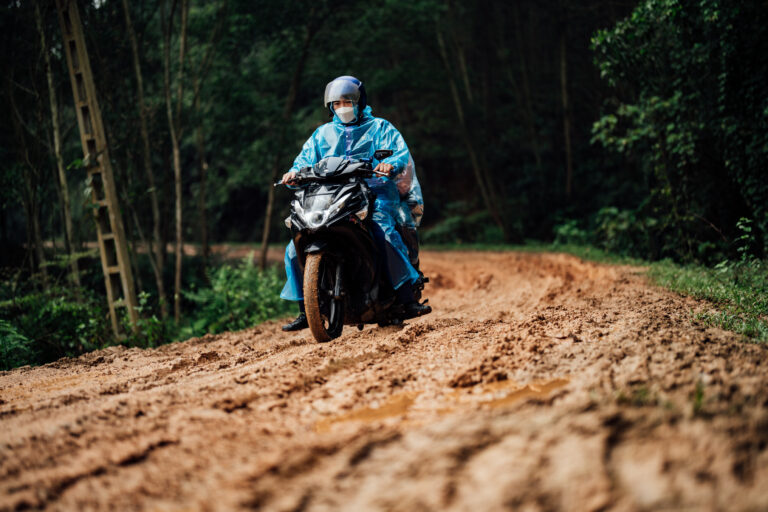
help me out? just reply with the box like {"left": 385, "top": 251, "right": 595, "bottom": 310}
{"left": 274, "top": 167, "right": 376, "bottom": 187}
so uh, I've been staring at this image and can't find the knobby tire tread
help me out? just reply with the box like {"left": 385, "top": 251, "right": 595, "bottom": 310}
{"left": 304, "top": 253, "right": 332, "bottom": 343}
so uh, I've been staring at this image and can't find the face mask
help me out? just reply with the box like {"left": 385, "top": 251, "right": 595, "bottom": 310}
{"left": 335, "top": 105, "right": 357, "bottom": 124}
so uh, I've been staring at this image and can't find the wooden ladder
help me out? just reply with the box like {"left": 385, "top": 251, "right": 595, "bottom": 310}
{"left": 55, "top": 0, "right": 139, "bottom": 336}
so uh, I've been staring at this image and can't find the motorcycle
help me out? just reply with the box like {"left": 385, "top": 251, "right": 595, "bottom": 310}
{"left": 276, "top": 150, "right": 428, "bottom": 342}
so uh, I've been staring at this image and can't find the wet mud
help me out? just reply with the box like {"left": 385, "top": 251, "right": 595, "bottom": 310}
{"left": 1, "top": 251, "right": 767, "bottom": 511}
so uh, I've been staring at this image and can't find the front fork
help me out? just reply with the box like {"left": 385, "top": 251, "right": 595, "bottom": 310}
{"left": 329, "top": 261, "right": 344, "bottom": 322}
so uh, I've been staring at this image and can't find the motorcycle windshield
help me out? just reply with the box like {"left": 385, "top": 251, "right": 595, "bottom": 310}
{"left": 303, "top": 187, "right": 334, "bottom": 213}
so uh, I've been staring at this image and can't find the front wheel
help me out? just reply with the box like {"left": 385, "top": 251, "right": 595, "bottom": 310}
{"left": 303, "top": 252, "right": 344, "bottom": 342}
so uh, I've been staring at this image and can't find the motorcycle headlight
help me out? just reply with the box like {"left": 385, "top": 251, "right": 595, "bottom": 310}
{"left": 355, "top": 207, "right": 368, "bottom": 220}
{"left": 310, "top": 211, "right": 325, "bottom": 226}
{"left": 284, "top": 216, "right": 291, "bottom": 228}
{"left": 301, "top": 210, "right": 328, "bottom": 229}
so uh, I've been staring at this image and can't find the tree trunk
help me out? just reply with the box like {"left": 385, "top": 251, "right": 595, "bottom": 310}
{"left": 258, "top": 19, "right": 321, "bottom": 270}
{"left": 560, "top": 27, "right": 574, "bottom": 200}
{"left": 195, "top": 111, "right": 210, "bottom": 267}
{"left": 512, "top": 4, "right": 542, "bottom": 171}
{"left": 163, "top": 0, "right": 189, "bottom": 323}
{"left": 259, "top": 154, "right": 280, "bottom": 270}
{"left": 6, "top": 77, "right": 48, "bottom": 289}
{"left": 29, "top": 185, "right": 47, "bottom": 287}
{"left": 122, "top": 0, "right": 167, "bottom": 317}
{"left": 0, "top": 203, "right": 6, "bottom": 246}
{"left": 20, "top": 159, "right": 47, "bottom": 288}
{"left": 35, "top": 1, "right": 80, "bottom": 288}
{"left": 436, "top": 27, "right": 508, "bottom": 239}
{"left": 189, "top": 0, "right": 227, "bottom": 270}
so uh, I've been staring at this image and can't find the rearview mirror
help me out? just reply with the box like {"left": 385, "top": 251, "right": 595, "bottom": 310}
{"left": 373, "top": 149, "right": 393, "bottom": 161}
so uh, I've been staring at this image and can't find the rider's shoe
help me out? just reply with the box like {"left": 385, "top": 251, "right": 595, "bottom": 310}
{"left": 282, "top": 313, "right": 308, "bottom": 331}
{"left": 403, "top": 301, "right": 431, "bottom": 319}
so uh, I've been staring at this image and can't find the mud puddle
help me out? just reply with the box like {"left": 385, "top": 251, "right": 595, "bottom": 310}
{"left": 316, "top": 391, "right": 421, "bottom": 432}
{"left": 315, "top": 378, "right": 570, "bottom": 432}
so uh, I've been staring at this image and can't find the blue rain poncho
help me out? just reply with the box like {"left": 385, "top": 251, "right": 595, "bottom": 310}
{"left": 280, "top": 105, "right": 421, "bottom": 301}
{"left": 394, "top": 156, "right": 424, "bottom": 228}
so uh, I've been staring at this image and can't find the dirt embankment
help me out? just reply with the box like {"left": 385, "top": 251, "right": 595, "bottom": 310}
{"left": 1, "top": 251, "right": 767, "bottom": 511}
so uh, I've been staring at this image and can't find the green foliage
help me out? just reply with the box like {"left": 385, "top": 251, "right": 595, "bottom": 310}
{"left": 124, "top": 291, "right": 168, "bottom": 349}
{"left": 0, "top": 252, "right": 298, "bottom": 369}
{"left": 0, "top": 320, "right": 34, "bottom": 371}
{"left": 0, "top": 285, "right": 112, "bottom": 368}
{"left": 553, "top": 220, "right": 589, "bottom": 247}
{"left": 593, "top": 207, "right": 661, "bottom": 257}
{"left": 734, "top": 217, "right": 756, "bottom": 263}
{"left": 554, "top": 207, "right": 659, "bottom": 259}
{"left": 592, "top": 0, "right": 768, "bottom": 262}
{"left": 422, "top": 202, "right": 507, "bottom": 245}
{"left": 179, "top": 254, "right": 294, "bottom": 339}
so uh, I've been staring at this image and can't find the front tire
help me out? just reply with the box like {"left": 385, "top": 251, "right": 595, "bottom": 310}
{"left": 303, "top": 252, "right": 344, "bottom": 342}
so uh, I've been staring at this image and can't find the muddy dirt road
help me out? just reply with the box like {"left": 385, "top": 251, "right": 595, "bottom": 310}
{"left": 2, "top": 251, "right": 767, "bottom": 511}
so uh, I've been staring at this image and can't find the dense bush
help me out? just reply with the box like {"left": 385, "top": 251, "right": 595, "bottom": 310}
{"left": 0, "top": 320, "right": 34, "bottom": 371}
{"left": 179, "top": 254, "right": 295, "bottom": 338}
{"left": 0, "top": 285, "right": 111, "bottom": 370}
{"left": 422, "top": 202, "right": 506, "bottom": 245}
{"left": 1, "top": 255, "right": 294, "bottom": 370}
{"left": 592, "top": 0, "right": 768, "bottom": 262}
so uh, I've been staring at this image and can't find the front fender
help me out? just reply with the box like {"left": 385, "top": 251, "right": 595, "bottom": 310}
{"left": 304, "top": 241, "right": 328, "bottom": 254}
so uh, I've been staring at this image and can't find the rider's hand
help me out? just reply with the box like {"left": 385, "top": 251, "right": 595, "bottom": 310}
{"left": 281, "top": 171, "right": 298, "bottom": 185}
{"left": 373, "top": 163, "right": 394, "bottom": 177}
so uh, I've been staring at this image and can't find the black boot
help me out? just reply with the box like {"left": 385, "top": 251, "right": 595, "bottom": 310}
{"left": 282, "top": 313, "right": 308, "bottom": 331}
{"left": 403, "top": 301, "right": 431, "bottom": 319}
{"left": 395, "top": 282, "right": 432, "bottom": 319}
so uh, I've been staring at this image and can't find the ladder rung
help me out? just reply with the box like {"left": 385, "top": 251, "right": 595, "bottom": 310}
{"left": 106, "top": 265, "right": 120, "bottom": 274}
{"left": 101, "top": 233, "right": 115, "bottom": 241}
{"left": 112, "top": 302, "right": 127, "bottom": 309}
{"left": 95, "top": 199, "right": 108, "bottom": 208}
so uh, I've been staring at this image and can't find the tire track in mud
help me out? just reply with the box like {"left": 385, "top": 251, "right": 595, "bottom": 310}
{"left": 1, "top": 251, "right": 767, "bottom": 511}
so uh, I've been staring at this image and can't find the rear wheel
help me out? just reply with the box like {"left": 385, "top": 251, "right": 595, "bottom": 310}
{"left": 303, "top": 253, "right": 344, "bottom": 342}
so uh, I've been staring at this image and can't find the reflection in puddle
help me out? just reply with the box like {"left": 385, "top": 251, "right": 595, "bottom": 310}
{"left": 482, "top": 378, "right": 569, "bottom": 408}
{"left": 315, "top": 378, "right": 569, "bottom": 432}
{"left": 446, "top": 378, "right": 569, "bottom": 408}
{"left": 315, "top": 392, "right": 420, "bottom": 433}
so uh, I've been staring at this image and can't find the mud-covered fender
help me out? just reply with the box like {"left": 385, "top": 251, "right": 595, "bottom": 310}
{"left": 303, "top": 241, "right": 329, "bottom": 254}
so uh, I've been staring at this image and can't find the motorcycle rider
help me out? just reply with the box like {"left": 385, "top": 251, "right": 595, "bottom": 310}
{"left": 280, "top": 76, "right": 430, "bottom": 331}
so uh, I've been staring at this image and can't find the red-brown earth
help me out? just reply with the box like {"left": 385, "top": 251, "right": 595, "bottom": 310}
{"left": 1, "top": 250, "right": 767, "bottom": 511}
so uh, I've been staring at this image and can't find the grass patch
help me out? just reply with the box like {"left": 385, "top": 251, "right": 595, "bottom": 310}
{"left": 647, "top": 258, "right": 768, "bottom": 342}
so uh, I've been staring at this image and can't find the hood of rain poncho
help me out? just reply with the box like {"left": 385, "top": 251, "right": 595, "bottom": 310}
{"left": 395, "top": 156, "right": 424, "bottom": 228}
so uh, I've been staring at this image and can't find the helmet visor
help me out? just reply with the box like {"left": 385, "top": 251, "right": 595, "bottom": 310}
{"left": 324, "top": 79, "right": 361, "bottom": 106}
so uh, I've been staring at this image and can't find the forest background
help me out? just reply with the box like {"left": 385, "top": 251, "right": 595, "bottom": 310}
{"left": 1, "top": 0, "right": 766, "bottom": 369}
